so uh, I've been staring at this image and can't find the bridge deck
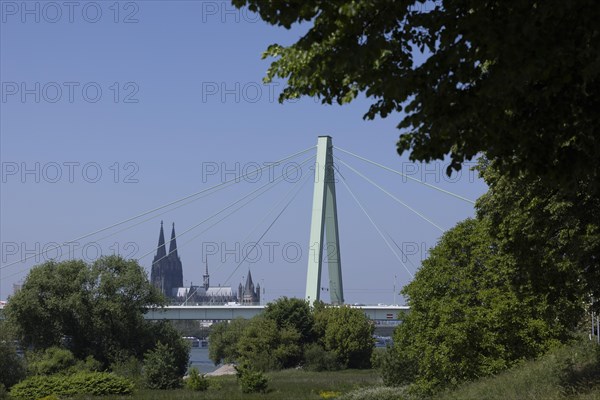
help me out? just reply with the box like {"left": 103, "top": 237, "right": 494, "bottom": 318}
{"left": 143, "top": 305, "right": 409, "bottom": 321}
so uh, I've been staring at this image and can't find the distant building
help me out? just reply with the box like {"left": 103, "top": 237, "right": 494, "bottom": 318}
{"left": 151, "top": 221, "right": 183, "bottom": 298}
{"left": 175, "top": 263, "right": 238, "bottom": 305}
{"left": 150, "top": 222, "right": 262, "bottom": 305}
{"left": 238, "top": 270, "right": 260, "bottom": 305}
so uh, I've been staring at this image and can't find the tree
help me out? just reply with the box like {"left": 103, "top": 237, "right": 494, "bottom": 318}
{"left": 390, "top": 217, "right": 583, "bottom": 394}
{"left": 315, "top": 306, "right": 374, "bottom": 369}
{"left": 142, "top": 342, "right": 182, "bottom": 390}
{"left": 236, "top": 316, "right": 302, "bottom": 371}
{"left": 476, "top": 161, "right": 600, "bottom": 311}
{"left": 231, "top": 0, "right": 600, "bottom": 189}
{"left": 4, "top": 256, "right": 186, "bottom": 369}
{"left": 208, "top": 318, "right": 249, "bottom": 365}
{"left": 263, "top": 297, "right": 315, "bottom": 345}
{"left": 0, "top": 323, "right": 26, "bottom": 388}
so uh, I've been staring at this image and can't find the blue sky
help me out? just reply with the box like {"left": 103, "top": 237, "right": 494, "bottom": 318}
{"left": 0, "top": 1, "right": 487, "bottom": 304}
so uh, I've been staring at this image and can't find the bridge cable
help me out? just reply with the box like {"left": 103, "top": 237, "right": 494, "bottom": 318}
{"left": 138, "top": 155, "right": 316, "bottom": 264}
{"left": 2, "top": 157, "right": 315, "bottom": 283}
{"left": 89, "top": 156, "right": 317, "bottom": 247}
{"left": 388, "top": 234, "right": 420, "bottom": 271}
{"left": 335, "top": 147, "right": 475, "bottom": 204}
{"left": 336, "top": 166, "right": 415, "bottom": 279}
{"left": 335, "top": 156, "right": 445, "bottom": 232}
{"left": 182, "top": 170, "right": 312, "bottom": 304}
{"left": 0, "top": 145, "right": 316, "bottom": 271}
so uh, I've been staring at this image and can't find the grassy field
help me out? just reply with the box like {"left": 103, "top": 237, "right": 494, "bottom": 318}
{"left": 435, "top": 338, "right": 600, "bottom": 400}
{"left": 66, "top": 338, "right": 600, "bottom": 400}
{"left": 76, "top": 369, "right": 382, "bottom": 400}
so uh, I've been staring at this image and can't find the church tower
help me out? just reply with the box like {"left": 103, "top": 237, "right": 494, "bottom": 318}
{"left": 203, "top": 262, "right": 210, "bottom": 290}
{"left": 167, "top": 223, "right": 184, "bottom": 291}
{"left": 151, "top": 221, "right": 167, "bottom": 294}
{"left": 151, "top": 221, "right": 183, "bottom": 299}
{"left": 239, "top": 270, "right": 260, "bottom": 304}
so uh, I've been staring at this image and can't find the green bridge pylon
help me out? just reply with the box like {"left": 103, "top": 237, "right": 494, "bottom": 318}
{"left": 305, "top": 136, "right": 344, "bottom": 305}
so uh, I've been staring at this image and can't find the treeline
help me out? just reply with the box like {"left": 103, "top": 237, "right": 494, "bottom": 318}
{"left": 209, "top": 297, "right": 375, "bottom": 372}
{"left": 0, "top": 256, "right": 190, "bottom": 398}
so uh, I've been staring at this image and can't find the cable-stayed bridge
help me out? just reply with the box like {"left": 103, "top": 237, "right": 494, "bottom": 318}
{"left": 1, "top": 136, "right": 476, "bottom": 322}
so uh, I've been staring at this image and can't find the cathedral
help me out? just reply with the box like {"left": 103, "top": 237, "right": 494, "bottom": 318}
{"left": 151, "top": 221, "right": 183, "bottom": 298}
{"left": 150, "top": 222, "right": 261, "bottom": 305}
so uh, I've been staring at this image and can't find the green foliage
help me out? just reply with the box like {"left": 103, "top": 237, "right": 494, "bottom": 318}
{"left": 143, "top": 342, "right": 182, "bottom": 390}
{"left": 302, "top": 343, "right": 340, "bottom": 372}
{"left": 185, "top": 367, "right": 209, "bottom": 392}
{"left": 231, "top": 0, "right": 600, "bottom": 191}
{"left": 27, "top": 347, "right": 78, "bottom": 376}
{"left": 336, "top": 386, "right": 408, "bottom": 400}
{"left": 477, "top": 161, "right": 599, "bottom": 312}
{"left": 9, "top": 372, "right": 134, "bottom": 399}
{"left": 237, "top": 316, "right": 302, "bottom": 371}
{"left": 0, "top": 384, "right": 8, "bottom": 400}
{"left": 379, "top": 347, "right": 416, "bottom": 387}
{"left": 142, "top": 321, "right": 190, "bottom": 377}
{"left": 0, "top": 324, "right": 26, "bottom": 388}
{"left": 437, "top": 338, "right": 600, "bottom": 400}
{"left": 235, "top": 361, "right": 268, "bottom": 394}
{"left": 391, "top": 217, "right": 582, "bottom": 394}
{"left": 110, "top": 355, "right": 143, "bottom": 386}
{"left": 316, "top": 306, "right": 374, "bottom": 369}
{"left": 263, "top": 297, "right": 315, "bottom": 345}
{"left": 208, "top": 318, "right": 249, "bottom": 365}
{"left": 4, "top": 256, "right": 168, "bottom": 367}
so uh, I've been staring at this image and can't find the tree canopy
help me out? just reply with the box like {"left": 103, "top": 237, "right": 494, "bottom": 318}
{"left": 390, "top": 216, "right": 584, "bottom": 393}
{"left": 5, "top": 256, "right": 187, "bottom": 371}
{"left": 232, "top": 0, "right": 600, "bottom": 188}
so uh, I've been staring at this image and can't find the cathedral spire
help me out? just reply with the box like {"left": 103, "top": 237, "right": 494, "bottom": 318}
{"left": 156, "top": 220, "right": 166, "bottom": 258}
{"left": 203, "top": 262, "right": 210, "bottom": 290}
{"left": 168, "top": 222, "right": 178, "bottom": 257}
{"left": 244, "top": 270, "right": 254, "bottom": 293}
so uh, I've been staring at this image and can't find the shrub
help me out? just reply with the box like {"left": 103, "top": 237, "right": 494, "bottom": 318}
{"left": 0, "top": 338, "right": 26, "bottom": 388}
{"left": 143, "top": 342, "right": 182, "bottom": 389}
{"left": 186, "top": 367, "right": 209, "bottom": 391}
{"left": 9, "top": 372, "right": 134, "bottom": 399}
{"left": 316, "top": 306, "right": 375, "bottom": 369}
{"left": 336, "top": 386, "right": 408, "bottom": 400}
{"left": 303, "top": 343, "right": 340, "bottom": 371}
{"left": 379, "top": 347, "right": 417, "bottom": 387}
{"left": 27, "top": 347, "right": 77, "bottom": 376}
{"left": 110, "top": 355, "right": 143, "bottom": 386}
{"left": 235, "top": 362, "right": 268, "bottom": 394}
{"left": 0, "top": 384, "right": 8, "bottom": 400}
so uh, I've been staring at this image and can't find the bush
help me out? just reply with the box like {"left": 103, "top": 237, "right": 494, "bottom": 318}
{"left": 316, "top": 306, "right": 375, "bottom": 369}
{"left": 235, "top": 362, "right": 268, "bottom": 393}
{"left": 336, "top": 386, "right": 408, "bottom": 400}
{"left": 303, "top": 343, "right": 340, "bottom": 371}
{"left": 27, "top": 347, "right": 77, "bottom": 376}
{"left": 0, "top": 338, "right": 26, "bottom": 388}
{"left": 143, "top": 342, "right": 182, "bottom": 389}
{"left": 110, "top": 355, "right": 143, "bottom": 386}
{"left": 27, "top": 347, "right": 102, "bottom": 377}
{"left": 0, "top": 384, "right": 8, "bottom": 400}
{"left": 186, "top": 367, "right": 209, "bottom": 391}
{"left": 236, "top": 317, "right": 302, "bottom": 371}
{"left": 379, "top": 347, "right": 417, "bottom": 387}
{"left": 9, "top": 372, "right": 134, "bottom": 399}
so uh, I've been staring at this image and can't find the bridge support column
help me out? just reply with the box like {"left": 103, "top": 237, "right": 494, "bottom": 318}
{"left": 305, "top": 136, "right": 344, "bottom": 305}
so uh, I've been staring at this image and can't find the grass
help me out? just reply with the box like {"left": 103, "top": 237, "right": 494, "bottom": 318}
{"left": 50, "top": 338, "right": 600, "bottom": 400}
{"left": 434, "top": 338, "right": 600, "bottom": 400}
{"left": 72, "top": 369, "right": 382, "bottom": 400}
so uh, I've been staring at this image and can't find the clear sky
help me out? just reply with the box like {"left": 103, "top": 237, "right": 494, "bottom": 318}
{"left": 0, "top": 1, "right": 487, "bottom": 304}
